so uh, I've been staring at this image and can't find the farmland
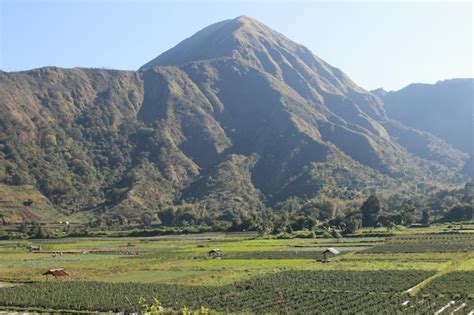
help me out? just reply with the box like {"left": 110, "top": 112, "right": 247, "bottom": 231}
{"left": 0, "top": 227, "right": 473, "bottom": 313}
{"left": 0, "top": 270, "right": 441, "bottom": 313}
{"left": 363, "top": 233, "right": 474, "bottom": 253}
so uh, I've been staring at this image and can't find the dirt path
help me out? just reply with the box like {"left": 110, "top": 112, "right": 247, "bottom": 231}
{"left": 406, "top": 254, "right": 471, "bottom": 296}
{"left": 0, "top": 282, "right": 17, "bottom": 288}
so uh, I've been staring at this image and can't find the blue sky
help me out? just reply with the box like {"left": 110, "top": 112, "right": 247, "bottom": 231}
{"left": 1, "top": 0, "right": 472, "bottom": 90}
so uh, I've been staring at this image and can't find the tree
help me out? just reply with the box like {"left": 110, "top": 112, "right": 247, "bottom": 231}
{"left": 291, "top": 216, "right": 308, "bottom": 231}
{"left": 343, "top": 210, "right": 362, "bottom": 234}
{"left": 331, "top": 228, "right": 342, "bottom": 241}
{"left": 401, "top": 205, "right": 416, "bottom": 226}
{"left": 299, "top": 198, "right": 336, "bottom": 220}
{"left": 314, "top": 198, "right": 336, "bottom": 220}
{"left": 118, "top": 215, "right": 129, "bottom": 226}
{"left": 272, "top": 212, "right": 289, "bottom": 234}
{"left": 175, "top": 205, "right": 199, "bottom": 226}
{"left": 45, "top": 134, "right": 57, "bottom": 146}
{"left": 360, "top": 194, "right": 381, "bottom": 227}
{"left": 255, "top": 216, "right": 273, "bottom": 236}
{"left": 276, "top": 197, "right": 302, "bottom": 213}
{"left": 230, "top": 216, "right": 243, "bottom": 231}
{"left": 158, "top": 207, "right": 176, "bottom": 226}
{"left": 421, "top": 209, "right": 430, "bottom": 225}
{"left": 33, "top": 225, "right": 49, "bottom": 238}
{"left": 18, "top": 223, "right": 29, "bottom": 235}
{"left": 441, "top": 204, "right": 473, "bottom": 222}
{"left": 140, "top": 213, "right": 153, "bottom": 227}
{"left": 240, "top": 215, "right": 255, "bottom": 231}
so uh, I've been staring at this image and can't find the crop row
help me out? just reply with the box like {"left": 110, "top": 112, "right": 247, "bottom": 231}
{"left": 224, "top": 250, "right": 326, "bottom": 259}
{"left": 233, "top": 270, "right": 434, "bottom": 293}
{"left": 364, "top": 234, "right": 474, "bottom": 253}
{"left": 0, "top": 270, "right": 436, "bottom": 313}
{"left": 392, "top": 234, "right": 473, "bottom": 240}
{"left": 421, "top": 271, "right": 474, "bottom": 296}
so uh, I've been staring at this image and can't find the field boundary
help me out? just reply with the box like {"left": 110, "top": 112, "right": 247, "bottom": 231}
{"left": 406, "top": 255, "right": 468, "bottom": 296}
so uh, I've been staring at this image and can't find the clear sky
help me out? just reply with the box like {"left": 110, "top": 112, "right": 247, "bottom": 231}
{"left": 1, "top": 0, "right": 472, "bottom": 91}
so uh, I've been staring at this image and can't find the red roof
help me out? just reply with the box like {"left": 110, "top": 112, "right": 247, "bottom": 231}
{"left": 43, "top": 268, "right": 69, "bottom": 277}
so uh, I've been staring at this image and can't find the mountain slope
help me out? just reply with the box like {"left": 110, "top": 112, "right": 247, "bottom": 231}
{"left": 463, "top": 156, "right": 474, "bottom": 178}
{"left": 0, "top": 16, "right": 469, "bottom": 224}
{"left": 379, "top": 79, "right": 473, "bottom": 154}
{"left": 141, "top": 16, "right": 466, "bottom": 182}
{"left": 0, "top": 67, "right": 146, "bottom": 212}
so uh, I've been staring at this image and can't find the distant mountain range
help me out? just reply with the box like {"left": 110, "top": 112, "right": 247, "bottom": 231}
{"left": 374, "top": 79, "right": 473, "bottom": 155}
{"left": 0, "top": 16, "right": 471, "bottom": 223}
{"left": 374, "top": 79, "right": 473, "bottom": 179}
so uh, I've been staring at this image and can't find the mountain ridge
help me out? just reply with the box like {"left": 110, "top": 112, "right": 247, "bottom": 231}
{"left": 378, "top": 78, "right": 473, "bottom": 153}
{"left": 377, "top": 79, "right": 473, "bottom": 177}
{"left": 0, "top": 17, "right": 469, "bottom": 224}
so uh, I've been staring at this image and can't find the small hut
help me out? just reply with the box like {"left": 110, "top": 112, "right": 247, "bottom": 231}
{"left": 322, "top": 247, "right": 340, "bottom": 262}
{"left": 208, "top": 249, "right": 223, "bottom": 259}
{"left": 43, "top": 268, "right": 69, "bottom": 279}
{"left": 409, "top": 223, "right": 430, "bottom": 228}
{"left": 23, "top": 199, "right": 34, "bottom": 206}
{"left": 28, "top": 245, "right": 41, "bottom": 252}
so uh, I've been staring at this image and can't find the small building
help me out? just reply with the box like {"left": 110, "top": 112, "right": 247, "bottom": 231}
{"left": 28, "top": 245, "right": 41, "bottom": 252}
{"left": 322, "top": 247, "right": 340, "bottom": 262}
{"left": 208, "top": 249, "right": 223, "bottom": 258}
{"left": 23, "top": 199, "right": 34, "bottom": 206}
{"left": 409, "top": 223, "right": 430, "bottom": 228}
{"left": 43, "top": 268, "right": 69, "bottom": 278}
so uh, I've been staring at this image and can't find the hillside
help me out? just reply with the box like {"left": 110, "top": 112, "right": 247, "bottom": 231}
{"left": 0, "top": 184, "right": 64, "bottom": 223}
{"left": 0, "top": 16, "right": 469, "bottom": 224}
{"left": 378, "top": 79, "right": 473, "bottom": 154}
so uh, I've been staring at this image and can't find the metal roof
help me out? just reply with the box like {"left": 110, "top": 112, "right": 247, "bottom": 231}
{"left": 209, "top": 249, "right": 223, "bottom": 253}
{"left": 43, "top": 268, "right": 69, "bottom": 277}
{"left": 324, "top": 247, "right": 340, "bottom": 255}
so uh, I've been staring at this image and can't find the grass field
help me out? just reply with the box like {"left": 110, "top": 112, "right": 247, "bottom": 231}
{"left": 0, "top": 226, "right": 473, "bottom": 313}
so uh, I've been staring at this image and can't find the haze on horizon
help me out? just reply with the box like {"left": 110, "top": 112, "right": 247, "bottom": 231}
{"left": 0, "top": 0, "right": 472, "bottom": 91}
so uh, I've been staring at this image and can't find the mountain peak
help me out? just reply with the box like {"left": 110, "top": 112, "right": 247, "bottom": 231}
{"left": 231, "top": 15, "right": 271, "bottom": 30}
{"left": 140, "top": 16, "right": 278, "bottom": 69}
{"left": 234, "top": 15, "right": 253, "bottom": 20}
{"left": 233, "top": 15, "right": 257, "bottom": 23}
{"left": 141, "top": 16, "right": 375, "bottom": 111}
{"left": 371, "top": 88, "right": 388, "bottom": 98}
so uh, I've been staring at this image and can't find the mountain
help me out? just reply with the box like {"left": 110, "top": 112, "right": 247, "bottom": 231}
{"left": 463, "top": 156, "right": 474, "bottom": 178}
{"left": 371, "top": 88, "right": 388, "bottom": 98}
{"left": 377, "top": 79, "right": 473, "bottom": 178}
{"left": 378, "top": 79, "right": 473, "bottom": 154}
{"left": 0, "top": 16, "right": 469, "bottom": 224}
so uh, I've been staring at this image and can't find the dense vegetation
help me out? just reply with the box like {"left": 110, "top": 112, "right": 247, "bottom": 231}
{"left": 1, "top": 181, "right": 471, "bottom": 240}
